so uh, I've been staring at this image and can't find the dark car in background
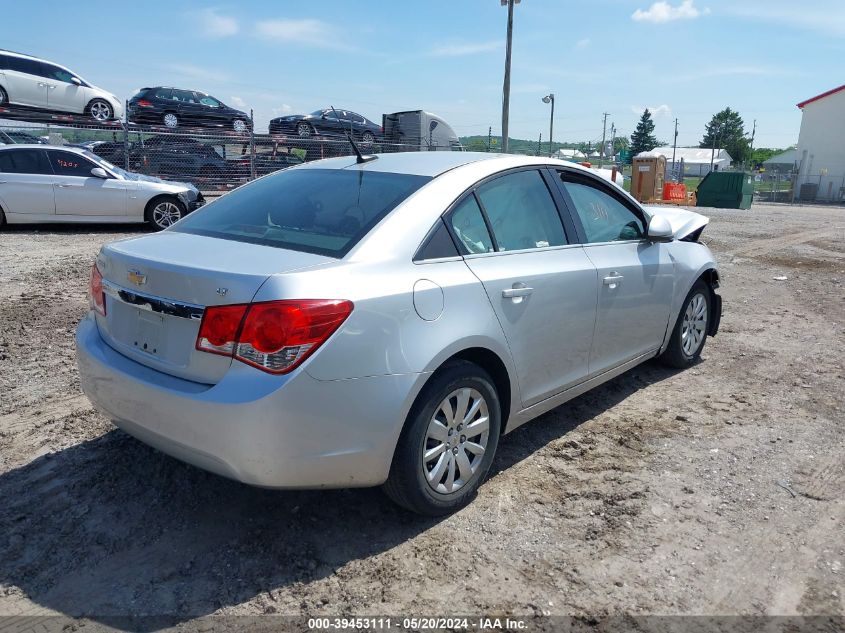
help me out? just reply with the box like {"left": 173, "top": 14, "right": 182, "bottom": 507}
{"left": 269, "top": 108, "right": 381, "bottom": 143}
{"left": 0, "top": 129, "right": 47, "bottom": 144}
{"left": 128, "top": 87, "right": 251, "bottom": 133}
{"left": 89, "top": 135, "right": 237, "bottom": 187}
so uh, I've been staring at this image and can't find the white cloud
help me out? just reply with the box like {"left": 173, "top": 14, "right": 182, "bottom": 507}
{"left": 632, "top": 1, "right": 708, "bottom": 23}
{"left": 272, "top": 104, "right": 293, "bottom": 116}
{"left": 632, "top": 104, "right": 672, "bottom": 117}
{"left": 230, "top": 96, "right": 247, "bottom": 109}
{"left": 165, "top": 63, "right": 231, "bottom": 83}
{"left": 575, "top": 38, "right": 591, "bottom": 49}
{"left": 198, "top": 9, "right": 238, "bottom": 37}
{"left": 255, "top": 19, "right": 349, "bottom": 50}
{"left": 429, "top": 40, "right": 500, "bottom": 57}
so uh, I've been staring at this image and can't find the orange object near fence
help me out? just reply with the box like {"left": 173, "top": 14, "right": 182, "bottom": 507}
{"left": 663, "top": 182, "right": 686, "bottom": 201}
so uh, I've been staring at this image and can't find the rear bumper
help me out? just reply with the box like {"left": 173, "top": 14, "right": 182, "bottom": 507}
{"left": 75, "top": 313, "right": 420, "bottom": 488}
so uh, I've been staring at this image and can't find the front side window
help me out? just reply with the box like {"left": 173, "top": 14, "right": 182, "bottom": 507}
{"left": 43, "top": 64, "right": 75, "bottom": 83}
{"left": 48, "top": 151, "right": 98, "bottom": 177}
{"left": 174, "top": 168, "right": 431, "bottom": 257}
{"left": 199, "top": 95, "right": 221, "bottom": 107}
{"left": 448, "top": 195, "right": 494, "bottom": 254}
{"left": 561, "top": 177, "right": 645, "bottom": 243}
{"left": 476, "top": 170, "right": 567, "bottom": 251}
{"left": 0, "top": 149, "right": 51, "bottom": 174}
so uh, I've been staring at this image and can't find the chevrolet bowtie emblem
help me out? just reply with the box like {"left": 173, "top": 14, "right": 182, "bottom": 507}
{"left": 127, "top": 269, "right": 147, "bottom": 286}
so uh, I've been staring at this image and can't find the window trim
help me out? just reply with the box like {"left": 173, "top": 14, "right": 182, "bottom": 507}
{"left": 554, "top": 168, "right": 650, "bottom": 246}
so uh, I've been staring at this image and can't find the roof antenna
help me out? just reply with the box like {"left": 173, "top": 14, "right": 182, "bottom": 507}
{"left": 330, "top": 105, "right": 377, "bottom": 164}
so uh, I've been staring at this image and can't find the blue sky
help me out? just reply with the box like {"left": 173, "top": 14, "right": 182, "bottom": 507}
{"left": 4, "top": 0, "right": 843, "bottom": 148}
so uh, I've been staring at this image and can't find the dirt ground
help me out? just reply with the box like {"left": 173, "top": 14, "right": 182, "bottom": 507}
{"left": 0, "top": 204, "right": 843, "bottom": 627}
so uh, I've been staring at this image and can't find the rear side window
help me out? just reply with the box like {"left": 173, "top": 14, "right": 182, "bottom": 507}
{"left": 3, "top": 56, "right": 46, "bottom": 77}
{"left": 153, "top": 88, "right": 173, "bottom": 100}
{"left": 0, "top": 149, "right": 51, "bottom": 174}
{"left": 448, "top": 194, "right": 494, "bottom": 254}
{"left": 476, "top": 170, "right": 567, "bottom": 251}
{"left": 47, "top": 151, "right": 97, "bottom": 177}
{"left": 174, "top": 168, "right": 431, "bottom": 257}
{"left": 415, "top": 220, "right": 459, "bottom": 261}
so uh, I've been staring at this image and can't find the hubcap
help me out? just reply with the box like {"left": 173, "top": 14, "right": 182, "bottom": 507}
{"left": 152, "top": 202, "right": 181, "bottom": 228}
{"left": 233, "top": 119, "right": 246, "bottom": 133}
{"left": 423, "top": 388, "right": 489, "bottom": 494}
{"left": 363, "top": 132, "right": 374, "bottom": 143}
{"left": 681, "top": 292, "right": 707, "bottom": 356}
{"left": 297, "top": 123, "right": 311, "bottom": 137}
{"left": 90, "top": 101, "right": 111, "bottom": 121}
{"left": 163, "top": 113, "right": 178, "bottom": 128}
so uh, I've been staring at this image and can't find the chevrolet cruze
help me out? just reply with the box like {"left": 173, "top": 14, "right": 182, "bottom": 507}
{"left": 76, "top": 152, "right": 721, "bottom": 515}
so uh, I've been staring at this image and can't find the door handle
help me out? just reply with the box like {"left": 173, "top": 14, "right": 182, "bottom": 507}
{"left": 603, "top": 273, "right": 624, "bottom": 287}
{"left": 38, "top": 82, "right": 47, "bottom": 87}
{"left": 55, "top": 183, "right": 73, "bottom": 188}
{"left": 502, "top": 284, "right": 533, "bottom": 298}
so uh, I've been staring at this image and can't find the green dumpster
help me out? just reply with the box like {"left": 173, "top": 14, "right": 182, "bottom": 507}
{"left": 695, "top": 171, "right": 754, "bottom": 209}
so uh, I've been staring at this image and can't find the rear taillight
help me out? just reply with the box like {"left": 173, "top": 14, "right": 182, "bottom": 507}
{"left": 136, "top": 99, "right": 153, "bottom": 108}
{"left": 196, "top": 299, "right": 353, "bottom": 374}
{"left": 89, "top": 264, "right": 106, "bottom": 316}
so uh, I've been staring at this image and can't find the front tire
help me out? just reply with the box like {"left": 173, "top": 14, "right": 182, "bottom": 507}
{"left": 361, "top": 131, "right": 375, "bottom": 144}
{"left": 384, "top": 360, "right": 501, "bottom": 516}
{"left": 296, "top": 122, "right": 313, "bottom": 137}
{"left": 659, "top": 280, "right": 711, "bottom": 368}
{"left": 0, "top": 86, "right": 8, "bottom": 106}
{"left": 145, "top": 197, "right": 185, "bottom": 231}
{"left": 88, "top": 99, "right": 113, "bottom": 122}
{"left": 233, "top": 118, "right": 247, "bottom": 133}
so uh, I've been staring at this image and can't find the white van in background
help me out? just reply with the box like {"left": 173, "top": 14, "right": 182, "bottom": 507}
{"left": 0, "top": 50, "right": 123, "bottom": 122}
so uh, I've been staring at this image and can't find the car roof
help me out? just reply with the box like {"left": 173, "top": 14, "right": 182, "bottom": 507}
{"left": 0, "top": 144, "right": 83, "bottom": 152}
{"left": 293, "top": 151, "right": 604, "bottom": 178}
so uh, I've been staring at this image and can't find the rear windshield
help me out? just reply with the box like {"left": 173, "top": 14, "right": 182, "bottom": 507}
{"left": 173, "top": 168, "right": 431, "bottom": 257}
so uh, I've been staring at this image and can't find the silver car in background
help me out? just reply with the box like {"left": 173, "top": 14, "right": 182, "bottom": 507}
{"left": 76, "top": 152, "right": 721, "bottom": 515}
{"left": 0, "top": 145, "right": 204, "bottom": 230}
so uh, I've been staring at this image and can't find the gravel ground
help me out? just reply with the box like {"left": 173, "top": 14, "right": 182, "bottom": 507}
{"left": 0, "top": 204, "right": 842, "bottom": 626}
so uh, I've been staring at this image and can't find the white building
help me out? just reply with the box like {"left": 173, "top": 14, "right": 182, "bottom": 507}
{"left": 554, "top": 148, "right": 586, "bottom": 160}
{"left": 650, "top": 146, "right": 733, "bottom": 177}
{"left": 795, "top": 84, "right": 845, "bottom": 202}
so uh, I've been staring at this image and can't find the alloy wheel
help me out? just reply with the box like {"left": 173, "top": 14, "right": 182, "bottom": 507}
{"left": 163, "top": 113, "right": 178, "bottom": 128}
{"left": 362, "top": 131, "right": 375, "bottom": 144}
{"left": 296, "top": 122, "right": 312, "bottom": 137}
{"left": 90, "top": 101, "right": 112, "bottom": 121}
{"left": 233, "top": 119, "right": 247, "bottom": 133}
{"left": 151, "top": 201, "right": 182, "bottom": 229}
{"left": 423, "top": 388, "right": 490, "bottom": 494}
{"left": 681, "top": 292, "right": 707, "bottom": 356}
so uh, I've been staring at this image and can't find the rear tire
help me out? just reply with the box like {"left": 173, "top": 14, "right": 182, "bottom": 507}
{"left": 361, "top": 131, "right": 375, "bottom": 144}
{"left": 383, "top": 360, "right": 501, "bottom": 516}
{"left": 163, "top": 112, "right": 179, "bottom": 128}
{"left": 145, "top": 196, "right": 185, "bottom": 231}
{"left": 0, "top": 86, "right": 8, "bottom": 106}
{"left": 659, "top": 280, "right": 711, "bottom": 368}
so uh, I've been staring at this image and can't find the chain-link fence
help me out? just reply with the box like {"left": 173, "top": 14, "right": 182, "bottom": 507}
{"left": 0, "top": 115, "right": 448, "bottom": 196}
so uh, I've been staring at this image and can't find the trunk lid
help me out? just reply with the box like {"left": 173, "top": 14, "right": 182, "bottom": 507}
{"left": 95, "top": 232, "right": 333, "bottom": 384}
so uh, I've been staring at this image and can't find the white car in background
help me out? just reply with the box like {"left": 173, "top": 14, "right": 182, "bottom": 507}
{"left": 0, "top": 145, "right": 204, "bottom": 230}
{"left": 0, "top": 50, "right": 123, "bottom": 122}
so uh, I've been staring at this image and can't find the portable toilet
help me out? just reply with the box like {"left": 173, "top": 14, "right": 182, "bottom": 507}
{"left": 695, "top": 171, "right": 754, "bottom": 209}
{"left": 631, "top": 153, "right": 666, "bottom": 203}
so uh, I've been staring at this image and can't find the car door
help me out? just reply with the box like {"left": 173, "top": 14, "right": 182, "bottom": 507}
{"left": 556, "top": 170, "right": 674, "bottom": 375}
{"left": 1, "top": 55, "right": 50, "bottom": 108}
{"left": 47, "top": 150, "right": 127, "bottom": 216}
{"left": 447, "top": 168, "right": 598, "bottom": 407}
{"left": 196, "top": 93, "right": 227, "bottom": 125}
{"left": 318, "top": 109, "right": 343, "bottom": 135}
{"left": 40, "top": 63, "right": 86, "bottom": 114}
{"left": 173, "top": 89, "right": 202, "bottom": 126}
{"left": 0, "top": 148, "right": 56, "bottom": 217}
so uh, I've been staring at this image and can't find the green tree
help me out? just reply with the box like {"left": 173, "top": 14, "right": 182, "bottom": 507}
{"left": 629, "top": 109, "right": 659, "bottom": 160}
{"left": 700, "top": 107, "right": 750, "bottom": 166}
{"left": 613, "top": 136, "right": 629, "bottom": 154}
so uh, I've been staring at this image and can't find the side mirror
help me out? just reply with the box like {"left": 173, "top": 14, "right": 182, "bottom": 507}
{"left": 71, "top": 77, "right": 82, "bottom": 86}
{"left": 647, "top": 215, "right": 673, "bottom": 242}
{"left": 90, "top": 167, "right": 110, "bottom": 179}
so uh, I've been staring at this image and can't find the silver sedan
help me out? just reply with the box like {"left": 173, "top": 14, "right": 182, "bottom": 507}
{"left": 76, "top": 152, "right": 721, "bottom": 515}
{"left": 0, "top": 145, "right": 203, "bottom": 230}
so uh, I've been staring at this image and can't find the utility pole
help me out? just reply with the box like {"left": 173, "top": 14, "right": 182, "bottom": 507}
{"left": 487, "top": 126, "right": 492, "bottom": 152}
{"left": 749, "top": 119, "right": 757, "bottom": 169}
{"left": 609, "top": 123, "right": 616, "bottom": 163}
{"left": 501, "top": 0, "right": 519, "bottom": 154}
{"left": 672, "top": 118, "right": 678, "bottom": 182}
{"left": 537, "top": 132, "right": 542, "bottom": 155}
{"left": 542, "top": 93, "right": 555, "bottom": 157}
{"left": 599, "top": 112, "right": 609, "bottom": 167}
